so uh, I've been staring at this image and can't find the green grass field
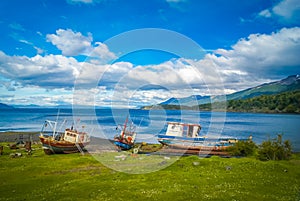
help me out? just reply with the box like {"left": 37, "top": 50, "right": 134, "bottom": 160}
{"left": 0, "top": 143, "right": 299, "bottom": 201}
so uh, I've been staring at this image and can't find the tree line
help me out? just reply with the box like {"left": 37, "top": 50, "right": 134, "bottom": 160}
{"left": 225, "top": 90, "right": 300, "bottom": 113}
{"left": 142, "top": 90, "right": 300, "bottom": 114}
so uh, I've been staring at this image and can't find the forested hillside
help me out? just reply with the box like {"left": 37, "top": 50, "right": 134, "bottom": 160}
{"left": 226, "top": 90, "right": 300, "bottom": 113}
{"left": 143, "top": 90, "right": 300, "bottom": 114}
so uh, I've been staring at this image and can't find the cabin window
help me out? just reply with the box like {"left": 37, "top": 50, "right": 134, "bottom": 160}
{"left": 66, "top": 132, "right": 76, "bottom": 137}
{"left": 187, "top": 125, "right": 194, "bottom": 137}
{"left": 166, "top": 124, "right": 183, "bottom": 136}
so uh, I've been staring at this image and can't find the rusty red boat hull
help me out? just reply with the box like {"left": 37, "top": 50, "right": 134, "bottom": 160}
{"left": 39, "top": 136, "right": 89, "bottom": 154}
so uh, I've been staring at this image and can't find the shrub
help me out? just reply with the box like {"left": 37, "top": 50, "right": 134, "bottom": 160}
{"left": 257, "top": 134, "right": 292, "bottom": 161}
{"left": 285, "top": 104, "right": 297, "bottom": 113}
{"left": 228, "top": 139, "right": 257, "bottom": 157}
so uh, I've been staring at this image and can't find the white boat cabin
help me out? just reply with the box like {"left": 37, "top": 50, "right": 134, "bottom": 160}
{"left": 63, "top": 129, "right": 90, "bottom": 143}
{"left": 166, "top": 122, "right": 201, "bottom": 138}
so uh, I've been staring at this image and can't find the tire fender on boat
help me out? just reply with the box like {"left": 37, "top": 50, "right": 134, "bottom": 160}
{"left": 133, "top": 148, "right": 139, "bottom": 154}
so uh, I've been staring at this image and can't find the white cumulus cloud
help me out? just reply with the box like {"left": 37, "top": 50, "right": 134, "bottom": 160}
{"left": 1, "top": 27, "right": 300, "bottom": 107}
{"left": 273, "top": 0, "right": 300, "bottom": 19}
{"left": 258, "top": 0, "right": 300, "bottom": 24}
{"left": 205, "top": 27, "right": 300, "bottom": 91}
{"left": 258, "top": 9, "right": 272, "bottom": 18}
{"left": 0, "top": 51, "right": 80, "bottom": 89}
{"left": 213, "top": 27, "right": 300, "bottom": 74}
{"left": 46, "top": 29, "right": 92, "bottom": 56}
{"left": 46, "top": 29, "right": 116, "bottom": 62}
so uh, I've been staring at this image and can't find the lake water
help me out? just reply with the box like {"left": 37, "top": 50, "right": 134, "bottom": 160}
{"left": 0, "top": 108, "right": 299, "bottom": 151}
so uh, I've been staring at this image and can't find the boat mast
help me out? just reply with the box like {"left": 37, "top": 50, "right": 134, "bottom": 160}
{"left": 40, "top": 121, "right": 47, "bottom": 136}
{"left": 52, "top": 122, "right": 57, "bottom": 138}
{"left": 53, "top": 109, "right": 60, "bottom": 138}
{"left": 121, "top": 115, "right": 128, "bottom": 139}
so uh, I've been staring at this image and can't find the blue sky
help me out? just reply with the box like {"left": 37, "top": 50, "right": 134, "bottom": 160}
{"left": 0, "top": 0, "right": 299, "bottom": 107}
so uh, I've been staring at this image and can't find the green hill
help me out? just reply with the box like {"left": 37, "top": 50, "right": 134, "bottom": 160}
{"left": 145, "top": 90, "right": 300, "bottom": 114}
{"left": 151, "top": 75, "right": 300, "bottom": 107}
{"left": 226, "top": 75, "right": 300, "bottom": 101}
{"left": 197, "top": 90, "right": 300, "bottom": 113}
{"left": 142, "top": 75, "right": 300, "bottom": 113}
{"left": 226, "top": 90, "right": 300, "bottom": 113}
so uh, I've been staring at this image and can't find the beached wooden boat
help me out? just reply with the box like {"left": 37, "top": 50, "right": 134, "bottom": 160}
{"left": 114, "top": 117, "right": 137, "bottom": 150}
{"left": 39, "top": 120, "right": 90, "bottom": 155}
{"left": 157, "top": 122, "right": 246, "bottom": 152}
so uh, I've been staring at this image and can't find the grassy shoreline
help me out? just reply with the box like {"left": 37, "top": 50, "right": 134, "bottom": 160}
{"left": 0, "top": 142, "right": 300, "bottom": 201}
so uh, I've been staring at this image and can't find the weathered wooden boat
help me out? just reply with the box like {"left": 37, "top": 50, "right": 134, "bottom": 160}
{"left": 39, "top": 120, "right": 90, "bottom": 155}
{"left": 114, "top": 117, "right": 137, "bottom": 150}
{"left": 157, "top": 122, "right": 247, "bottom": 152}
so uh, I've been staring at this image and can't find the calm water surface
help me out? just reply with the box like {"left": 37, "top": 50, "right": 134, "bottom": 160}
{"left": 0, "top": 108, "right": 299, "bottom": 151}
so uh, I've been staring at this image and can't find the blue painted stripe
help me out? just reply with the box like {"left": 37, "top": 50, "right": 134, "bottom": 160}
{"left": 114, "top": 141, "right": 132, "bottom": 150}
{"left": 157, "top": 134, "right": 205, "bottom": 141}
{"left": 157, "top": 134, "right": 248, "bottom": 141}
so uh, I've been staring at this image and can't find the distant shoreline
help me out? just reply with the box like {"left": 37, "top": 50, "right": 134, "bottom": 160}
{"left": 140, "top": 105, "right": 300, "bottom": 115}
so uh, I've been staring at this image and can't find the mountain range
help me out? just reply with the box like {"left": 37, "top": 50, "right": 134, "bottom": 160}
{"left": 157, "top": 74, "right": 300, "bottom": 107}
{"left": 0, "top": 103, "right": 14, "bottom": 109}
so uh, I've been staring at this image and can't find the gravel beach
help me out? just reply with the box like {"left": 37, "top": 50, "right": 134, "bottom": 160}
{"left": 0, "top": 132, "right": 40, "bottom": 143}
